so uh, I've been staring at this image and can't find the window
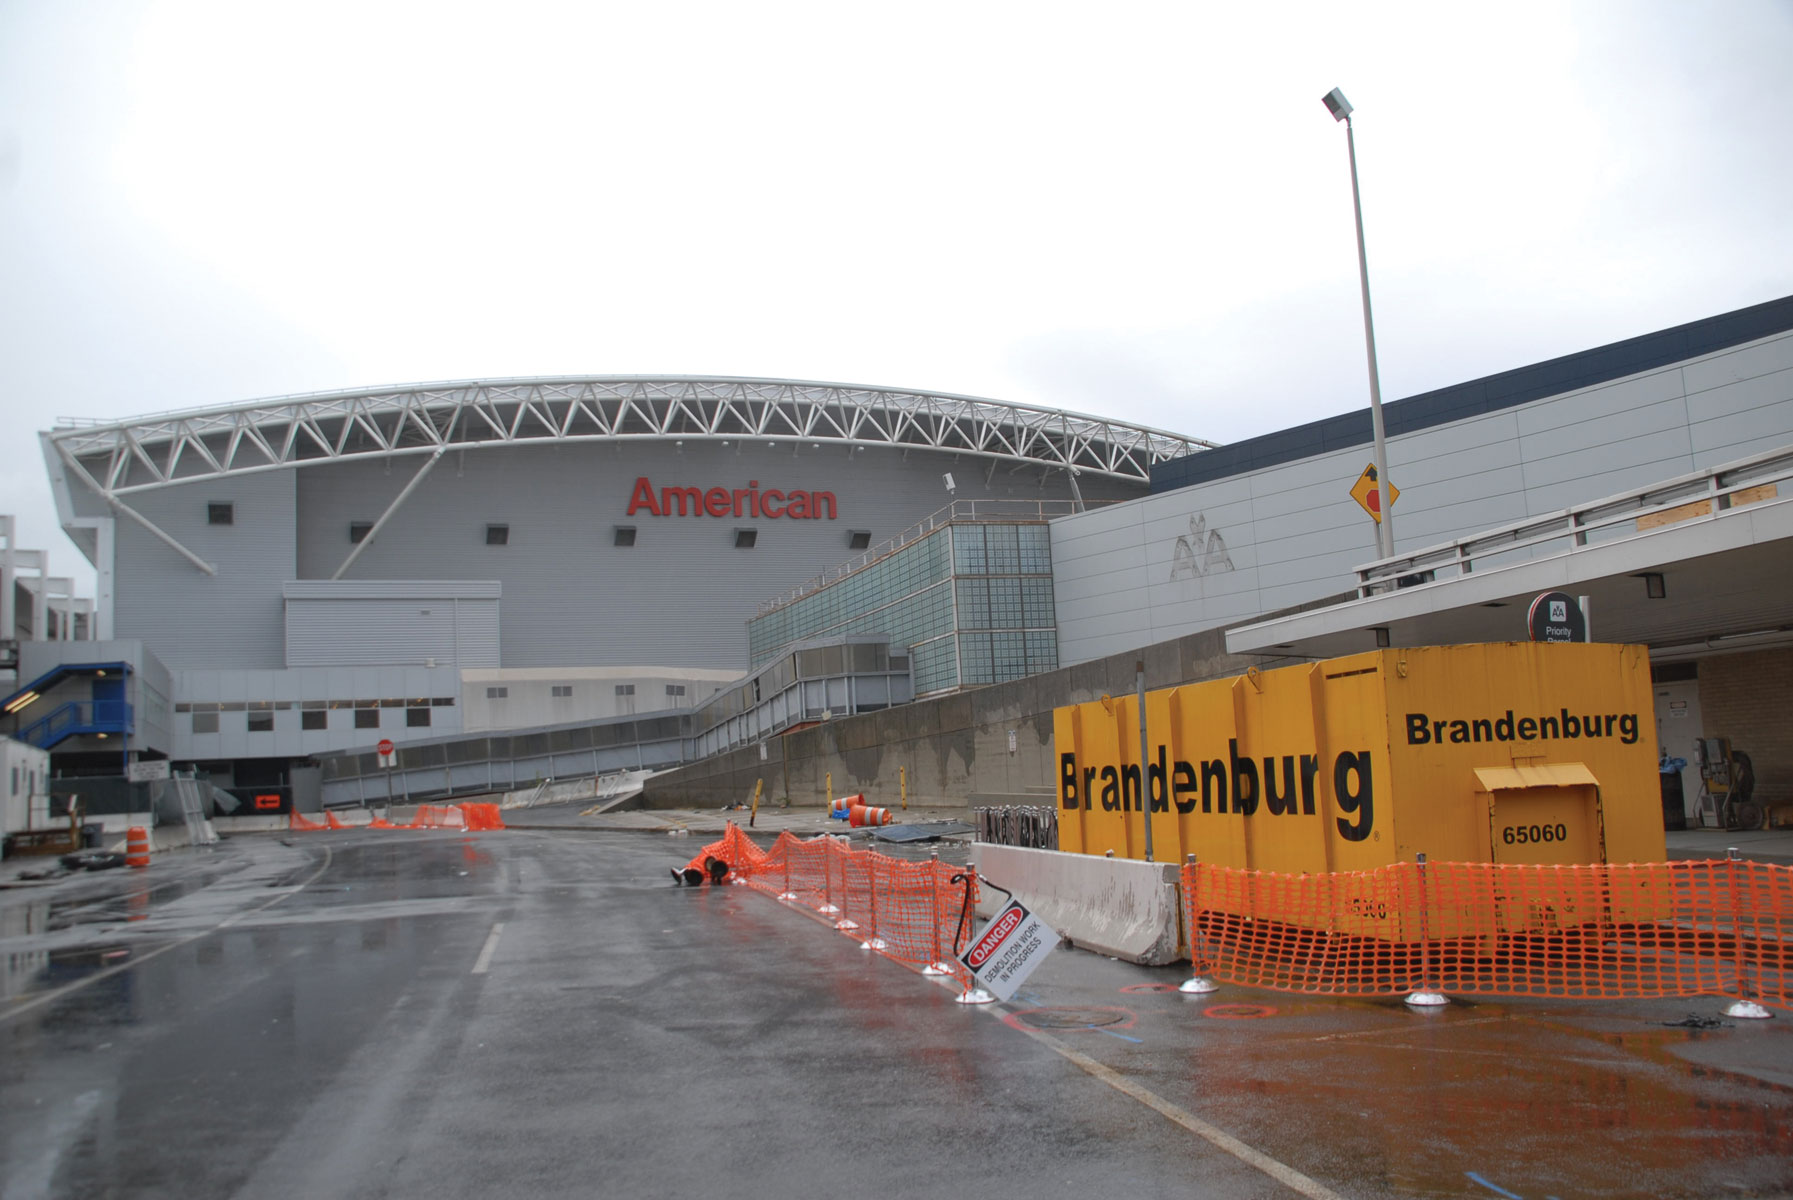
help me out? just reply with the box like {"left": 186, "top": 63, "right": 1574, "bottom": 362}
{"left": 551, "top": 685, "right": 573, "bottom": 698}
{"left": 354, "top": 709, "right": 380, "bottom": 729}
{"left": 485, "top": 524, "right": 510, "bottom": 545}
{"left": 192, "top": 712, "right": 219, "bottom": 734}
{"left": 734, "top": 529, "right": 757, "bottom": 548}
{"left": 247, "top": 711, "right": 274, "bottom": 733}
{"left": 614, "top": 526, "right": 636, "bottom": 547}
{"left": 486, "top": 686, "right": 508, "bottom": 699}
{"left": 406, "top": 707, "right": 431, "bottom": 727}
{"left": 848, "top": 530, "right": 871, "bottom": 550}
{"left": 431, "top": 696, "right": 456, "bottom": 706}
{"left": 614, "top": 685, "right": 635, "bottom": 696}
{"left": 301, "top": 710, "right": 327, "bottom": 731}
{"left": 207, "top": 502, "right": 234, "bottom": 526}
{"left": 665, "top": 684, "right": 686, "bottom": 697}
{"left": 350, "top": 521, "right": 373, "bottom": 543}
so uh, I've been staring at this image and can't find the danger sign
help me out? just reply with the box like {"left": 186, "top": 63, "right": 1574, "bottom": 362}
{"left": 959, "top": 899, "right": 1057, "bottom": 1001}
{"left": 1349, "top": 464, "right": 1400, "bottom": 523}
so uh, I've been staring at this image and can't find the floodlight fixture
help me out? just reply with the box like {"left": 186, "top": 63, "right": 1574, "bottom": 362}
{"left": 1323, "top": 84, "right": 1394, "bottom": 560}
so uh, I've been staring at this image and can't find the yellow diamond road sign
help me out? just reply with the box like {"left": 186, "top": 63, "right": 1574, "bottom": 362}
{"left": 1350, "top": 464, "right": 1399, "bottom": 523}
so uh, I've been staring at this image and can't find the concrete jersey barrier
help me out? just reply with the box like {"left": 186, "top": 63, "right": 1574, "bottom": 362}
{"left": 969, "top": 843, "right": 1183, "bottom": 965}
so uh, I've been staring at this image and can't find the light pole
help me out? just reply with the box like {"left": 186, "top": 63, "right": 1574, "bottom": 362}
{"left": 1323, "top": 87, "right": 1394, "bottom": 560}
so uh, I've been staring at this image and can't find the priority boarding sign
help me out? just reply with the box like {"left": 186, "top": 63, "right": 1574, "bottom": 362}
{"left": 958, "top": 898, "right": 1057, "bottom": 1001}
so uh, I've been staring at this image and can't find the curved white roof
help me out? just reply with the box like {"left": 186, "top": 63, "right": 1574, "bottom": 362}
{"left": 43, "top": 375, "right": 1216, "bottom": 497}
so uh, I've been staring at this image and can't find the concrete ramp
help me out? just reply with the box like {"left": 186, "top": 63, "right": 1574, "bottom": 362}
{"left": 969, "top": 843, "right": 1184, "bottom": 966}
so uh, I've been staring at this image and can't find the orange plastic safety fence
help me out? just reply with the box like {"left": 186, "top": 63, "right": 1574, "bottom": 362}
{"left": 460, "top": 803, "right": 506, "bottom": 831}
{"left": 1183, "top": 858, "right": 1793, "bottom": 1009}
{"left": 684, "top": 822, "right": 980, "bottom": 986}
{"left": 288, "top": 803, "right": 505, "bottom": 832}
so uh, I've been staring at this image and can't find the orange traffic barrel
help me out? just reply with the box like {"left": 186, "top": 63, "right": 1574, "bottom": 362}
{"left": 830, "top": 793, "right": 863, "bottom": 815}
{"left": 848, "top": 804, "right": 893, "bottom": 828}
{"left": 125, "top": 826, "right": 150, "bottom": 869}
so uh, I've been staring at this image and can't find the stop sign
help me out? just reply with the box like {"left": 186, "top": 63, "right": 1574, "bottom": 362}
{"left": 377, "top": 738, "right": 395, "bottom": 756}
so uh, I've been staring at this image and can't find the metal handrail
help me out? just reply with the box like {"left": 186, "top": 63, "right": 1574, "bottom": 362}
{"left": 1354, "top": 444, "right": 1793, "bottom": 596}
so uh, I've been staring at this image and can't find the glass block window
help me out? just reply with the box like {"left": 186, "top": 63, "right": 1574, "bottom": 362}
{"left": 911, "top": 637, "right": 958, "bottom": 694}
{"left": 952, "top": 524, "right": 987, "bottom": 574}
{"left": 991, "top": 631, "right": 1028, "bottom": 682}
{"left": 955, "top": 579, "right": 989, "bottom": 630}
{"left": 746, "top": 519, "right": 1056, "bottom": 693}
{"left": 985, "top": 524, "right": 1021, "bottom": 574}
{"left": 957, "top": 634, "right": 994, "bottom": 685}
{"left": 987, "top": 578, "right": 1023, "bottom": 627}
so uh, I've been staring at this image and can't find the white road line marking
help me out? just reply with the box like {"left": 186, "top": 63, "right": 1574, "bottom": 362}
{"left": 1013, "top": 1025, "right": 1349, "bottom": 1200}
{"left": 471, "top": 922, "right": 505, "bottom": 975}
{"left": 928, "top": 971, "right": 1344, "bottom": 1199}
{"left": 0, "top": 843, "right": 334, "bottom": 1026}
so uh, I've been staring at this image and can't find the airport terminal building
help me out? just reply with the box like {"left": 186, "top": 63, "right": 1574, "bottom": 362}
{"left": 7, "top": 295, "right": 1792, "bottom": 820}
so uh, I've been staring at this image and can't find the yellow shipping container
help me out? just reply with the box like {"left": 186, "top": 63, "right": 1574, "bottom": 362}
{"left": 1054, "top": 642, "right": 1665, "bottom": 872}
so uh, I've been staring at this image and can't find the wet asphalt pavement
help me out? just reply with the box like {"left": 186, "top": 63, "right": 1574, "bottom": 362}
{"left": 3, "top": 829, "right": 1792, "bottom": 1199}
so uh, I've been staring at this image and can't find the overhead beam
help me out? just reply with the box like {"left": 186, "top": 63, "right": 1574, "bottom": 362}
{"left": 330, "top": 445, "right": 449, "bottom": 580}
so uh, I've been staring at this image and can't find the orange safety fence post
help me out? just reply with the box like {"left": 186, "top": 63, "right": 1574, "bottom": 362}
{"left": 778, "top": 834, "right": 796, "bottom": 900}
{"left": 1179, "top": 853, "right": 1218, "bottom": 995}
{"left": 833, "top": 840, "right": 861, "bottom": 932}
{"left": 1404, "top": 853, "right": 1448, "bottom": 1008}
{"left": 1724, "top": 848, "right": 1774, "bottom": 1019}
{"left": 861, "top": 851, "right": 887, "bottom": 950}
{"left": 819, "top": 835, "right": 841, "bottom": 916}
{"left": 922, "top": 850, "right": 955, "bottom": 976}
{"left": 950, "top": 864, "right": 994, "bottom": 1004}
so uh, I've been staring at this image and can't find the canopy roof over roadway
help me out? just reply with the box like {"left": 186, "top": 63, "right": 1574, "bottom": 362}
{"left": 41, "top": 375, "right": 1218, "bottom": 500}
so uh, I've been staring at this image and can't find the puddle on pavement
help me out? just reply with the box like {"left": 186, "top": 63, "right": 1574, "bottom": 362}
{"left": 1, "top": 942, "right": 137, "bottom": 1003}
{"left": 1189, "top": 1008, "right": 1793, "bottom": 1198}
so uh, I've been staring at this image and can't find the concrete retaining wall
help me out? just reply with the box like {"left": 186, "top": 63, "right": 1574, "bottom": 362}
{"left": 637, "top": 608, "right": 1343, "bottom": 812}
{"left": 969, "top": 843, "right": 1184, "bottom": 965}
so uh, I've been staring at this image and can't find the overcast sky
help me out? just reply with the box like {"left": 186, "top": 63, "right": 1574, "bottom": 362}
{"left": 3, "top": 1, "right": 1790, "bottom": 594}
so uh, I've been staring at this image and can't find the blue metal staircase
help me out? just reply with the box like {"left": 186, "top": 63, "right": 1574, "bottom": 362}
{"left": 3, "top": 661, "right": 134, "bottom": 749}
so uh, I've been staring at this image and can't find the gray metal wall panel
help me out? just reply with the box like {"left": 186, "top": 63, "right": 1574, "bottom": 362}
{"left": 111, "top": 472, "right": 296, "bottom": 669}
{"left": 1690, "top": 397, "right": 1793, "bottom": 463}
{"left": 1051, "top": 330, "right": 1793, "bottom": 667}
{"left": 168, "top": 665, "right": 462, "bottom": 760}
{"left": 284, "top": 597, "right": 500, "bottom": 668}
{"left": 1681, "top": 336, "right": 1793, "bottom": 396}
{"left": 292, "top": 440, "right": 1129, "bottom": 671}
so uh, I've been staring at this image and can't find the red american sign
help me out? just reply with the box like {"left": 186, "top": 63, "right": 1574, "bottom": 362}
{"left": 626, "top": 477, "right": 838, "bottom": 520}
